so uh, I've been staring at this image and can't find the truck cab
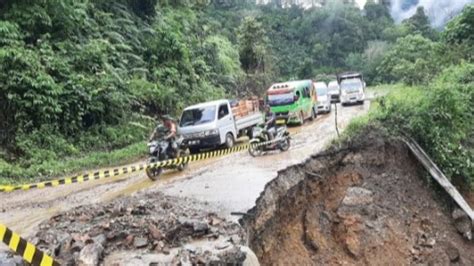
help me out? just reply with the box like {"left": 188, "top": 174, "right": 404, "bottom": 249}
{"left": 328, "top": 80, "right": 340, "bottom": 103}
{"left": 266, "top": 80, "right": 317, "bottom": 125}
{"left": 338, "top": 72, "right": 365, "bottom": 105}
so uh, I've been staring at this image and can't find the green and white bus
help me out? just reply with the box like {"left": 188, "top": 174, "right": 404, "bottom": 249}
{"left": 266, "top": 80, "right": 317, "bottom": 125}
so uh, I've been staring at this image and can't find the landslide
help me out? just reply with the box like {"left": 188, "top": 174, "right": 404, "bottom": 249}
{"left": 242, "top": 129, "right": 474, "bottom": 265}
{"left": 0, "top": 191, "right": 248, "bottom": 265}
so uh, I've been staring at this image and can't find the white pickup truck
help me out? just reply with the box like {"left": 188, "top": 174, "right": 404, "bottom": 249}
{"left": 178, "top": 99, "right": 263, "bottom": 153}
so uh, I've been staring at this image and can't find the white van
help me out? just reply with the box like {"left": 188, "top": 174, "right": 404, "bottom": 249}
{"left": 314, "top": 82, "right": 331, "bottom": 114}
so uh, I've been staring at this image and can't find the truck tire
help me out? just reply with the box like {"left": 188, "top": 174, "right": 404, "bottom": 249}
{"left": 225, "top": 133, "right": 234, "bottom": 148}
{"left": 310, "top": 108, "right": 316, "bottom": 121}
{"left": 298, "top": 112, "right": 305, "bottom": 126}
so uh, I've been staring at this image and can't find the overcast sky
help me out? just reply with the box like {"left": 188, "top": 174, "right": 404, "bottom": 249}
{"left": 356, "top": 0, "right": 473, "bottom": 27}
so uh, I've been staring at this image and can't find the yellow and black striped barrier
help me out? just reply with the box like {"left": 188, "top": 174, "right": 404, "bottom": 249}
{"left": 0, "top": 223, "right": 59, "bottom": 266}
{"left": 0, "top": 137, "right": 287, "bottom": 193}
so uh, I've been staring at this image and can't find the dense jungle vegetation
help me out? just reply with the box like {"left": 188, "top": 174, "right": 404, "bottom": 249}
{"left": 0, "top": 0, "right": 472, "bottom": 188}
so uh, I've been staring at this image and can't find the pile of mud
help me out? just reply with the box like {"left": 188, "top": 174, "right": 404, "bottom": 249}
{"left": 1, "top": 192, "right": 247, "bottom": 265}
{"left": 242, "top": 130, "right": 474, "bottom": 265}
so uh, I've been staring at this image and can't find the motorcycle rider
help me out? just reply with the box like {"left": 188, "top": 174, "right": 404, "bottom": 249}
{"left": 264, "top": 105, "right": 276, "bottom": 144}
{"left": 149, "top": 115, "right": 178, "bottom": 157}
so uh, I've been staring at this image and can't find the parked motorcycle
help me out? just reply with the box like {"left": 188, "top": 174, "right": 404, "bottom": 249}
{"left": 248, "top": 124, "right": 290, "bottom": 157}
{"left": 146, "top": 136, "right": 190, "bottom": 181}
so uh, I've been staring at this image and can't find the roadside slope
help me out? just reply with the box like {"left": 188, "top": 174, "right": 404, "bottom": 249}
{"left": 242, "top": 129, "right": 474, "bottom": 265}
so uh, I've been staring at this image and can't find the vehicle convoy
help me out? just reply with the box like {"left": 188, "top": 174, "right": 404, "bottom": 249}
{"left": 338, "top": 72, "right": 366, "bottom": 105}
{"left": 266, "top": 80, "right": 317, "bottom": 125}
{"left": 146, "top": 125, "right": 190, "bottom": 180}
{"left": 178, "top": 99, "right": 263, "bottom": 153}
{"left": 327, "top": 80, "right": 341, "bottom": 103}
{"left": 248, "top": 124, "right": 290, "bottom": 157}
{"left": 314, "top": 81, "right": 331, "bottom": 114}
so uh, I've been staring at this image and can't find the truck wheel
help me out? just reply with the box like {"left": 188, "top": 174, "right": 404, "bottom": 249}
{"left": 310, "top": 108, "right": 316, "bottom": 121}
{"left": 298, "top": 112, "right": 305, "bottom": 126}
{"left": 225, "top": 133, "right": 234, "bottom": 148}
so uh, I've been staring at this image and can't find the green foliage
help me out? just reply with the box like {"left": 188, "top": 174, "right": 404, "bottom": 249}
{"left": 364, "top": 0, "right": 393, "bottom": 40}
{"left": 444, "top": 4, "right": 474, "bottom": 47}
{"left": 402, "top": 6, "right": 438, "bottom": 40}
{"left": 345, "top": 41, "right": 389, "bottom": 84}
{"left": 377, "top": 35, "right": 440, "bottom": 85}
{"left": 0, "top": 0, "right": 239, "bottom": 181}
{"left": 345, "top": 65, "right": 474, "bottom": 188}
{"left": 0, "top": 141, "right": 147, "bottom": 185}
{"left": 238, "top": 16, "right": 269, "bottom": 74}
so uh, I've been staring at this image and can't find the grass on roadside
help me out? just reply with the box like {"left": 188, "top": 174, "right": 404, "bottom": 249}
{"left": 0, "top": 141, "right": 147, "bottom": 186}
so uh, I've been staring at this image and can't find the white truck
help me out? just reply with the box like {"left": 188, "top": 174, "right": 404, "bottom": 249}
{"left": 338, "top": 72, "right": 366, "bottom": 105}
{"left": 328, "top": 80, "right": 341, "bottom": 103}
{"left": 178, "top": 99, "right": 263, "bottom": 153}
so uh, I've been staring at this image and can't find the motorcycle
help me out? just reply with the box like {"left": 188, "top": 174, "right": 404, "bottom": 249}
{"left": 248, "top": 124, "right": 290, "bottom": 157}
{"left": 146, "top": 136, "right": 190, "bottom": 181}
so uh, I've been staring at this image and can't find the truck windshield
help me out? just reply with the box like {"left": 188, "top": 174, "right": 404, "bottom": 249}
{"left": 268, "top": 93, "right": 294, "bottom": 106}
{"left": 180, "top": 106, "right": 216, "bottom": 127}
{"left": 341, "top": 79, "right": 363, "bottom": 93}
{"left": 328, "top": 82, "right": 339, "bottom": 92}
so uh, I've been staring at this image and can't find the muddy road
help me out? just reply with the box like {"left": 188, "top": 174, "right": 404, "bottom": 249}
{"left": 0, "top": 102, "right": 369, "bottom": 240}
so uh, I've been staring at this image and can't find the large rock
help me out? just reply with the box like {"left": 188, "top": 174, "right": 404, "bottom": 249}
{"left": 342, "top": 187, "right": 373, "bottom": 206}
{"left": 445, "top": 243, "right": 460, "bottom": 262}
{"left": 133, "top": 237, "right": 149, "bottom": 248}
{"left": 92, "top": 234, "right": 106, "bottom": 247}
{"left": 78, "top": 243, "right": 104, "bottom": 266}
{"left": 452, "top": 209, "right": 472, "bottom": 240}
{"left": 0, "top": 252, "right": 23, "bottom": 266}
{"left": 148, "top": 225, "right": 163, "bottom": 240}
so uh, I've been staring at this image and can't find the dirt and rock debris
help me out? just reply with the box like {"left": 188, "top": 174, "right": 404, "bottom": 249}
{"left": 2, "top": 126, "right": 474, "bottom": 265}
{"left": 1, "top": 191, "right": 248, "bottom": 265}
{"left": 241, "top": 129, "right": 474, "bottom": 265}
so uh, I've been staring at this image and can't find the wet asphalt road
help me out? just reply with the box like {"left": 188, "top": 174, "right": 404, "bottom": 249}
{"left": 0, "top": 101, "right": 370, "bottom": 239}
